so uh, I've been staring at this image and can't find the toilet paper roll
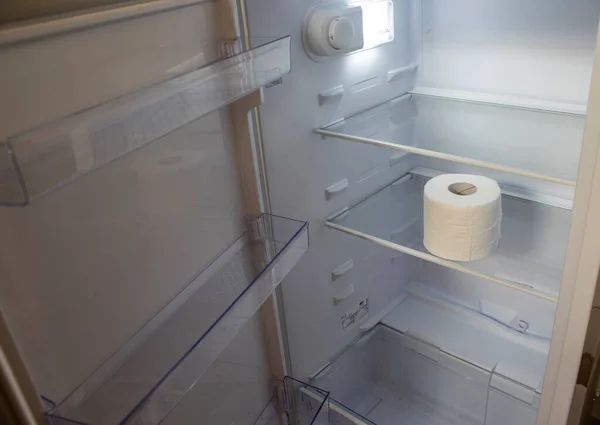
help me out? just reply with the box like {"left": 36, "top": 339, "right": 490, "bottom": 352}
{"left": 423, "top": 174, "right": 502, "bottom": 262}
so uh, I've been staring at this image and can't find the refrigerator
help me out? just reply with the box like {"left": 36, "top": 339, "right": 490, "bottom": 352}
{"left": 1, "top": 0, "right": 600, "bottom": 424}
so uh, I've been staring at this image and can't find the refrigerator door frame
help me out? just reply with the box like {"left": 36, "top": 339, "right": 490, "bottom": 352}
{"left": 539, "top": 22, "right": 600, "bottom": 425}
{"left": 0, "top": 310, "right": 44, "bottom": 425}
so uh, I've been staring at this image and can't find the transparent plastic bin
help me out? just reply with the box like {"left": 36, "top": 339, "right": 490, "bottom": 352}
{"left": 47, "top": 375, "right": 331, "bottom": 425}
{"left": 0, "top": 36, "right": 291, "bottom": 206}
{"left": 43, "top": 213, "right": 308, "bottom": 425}
{"left": 311, "top": 324, "right": 542, "bottom": 425}
{"left": 255, "top": 377, "right": 332, "bottom": 425}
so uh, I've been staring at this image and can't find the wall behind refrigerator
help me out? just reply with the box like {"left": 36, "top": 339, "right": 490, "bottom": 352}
{"left": 246, "top": 0, "right": 418, "bottom": 380}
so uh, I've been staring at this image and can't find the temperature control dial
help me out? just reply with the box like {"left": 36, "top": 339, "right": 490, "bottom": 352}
{"left": 302, "top": 4, "right": 364, "bottom": 61}
{"left": 328, "top": 17, "right": 356, "bottom": 50}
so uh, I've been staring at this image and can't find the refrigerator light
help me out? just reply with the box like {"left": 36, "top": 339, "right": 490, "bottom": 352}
{"left": 301, "top": 0, "right": 393, "bottom": 61}
{"left": 360, "top": 1, "right": 395, "bottom": 49}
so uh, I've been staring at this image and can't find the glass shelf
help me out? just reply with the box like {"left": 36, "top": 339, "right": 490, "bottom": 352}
{"left": 0, "top": 36, "right": 291, "bottom": 206}
{"left": 316, "top": 93, "right": 585, "bottom": 187}
{"left": 326, "top": 170, "right": 572, "bottom": 302}
{"left": 45, "top": 213, "right": 308, "bottom": 425}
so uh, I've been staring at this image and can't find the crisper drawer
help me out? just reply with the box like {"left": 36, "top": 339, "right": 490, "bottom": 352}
{"left": 310, "top": 324, "right": 541, "bottom": 425}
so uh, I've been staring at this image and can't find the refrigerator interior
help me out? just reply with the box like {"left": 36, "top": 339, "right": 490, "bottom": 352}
{"left": 246, "top": 0, "right": 600, "bottom": 424}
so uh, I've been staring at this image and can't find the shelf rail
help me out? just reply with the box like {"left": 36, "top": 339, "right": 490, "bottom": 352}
{"left": 315, "top": 128, "right": 576, "bottom": 187}
{"left": 325, "top": 220, "right": 557, "bottom": 303}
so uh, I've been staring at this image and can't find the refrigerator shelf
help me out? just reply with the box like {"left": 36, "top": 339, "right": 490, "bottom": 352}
{"left": 46, "top": 213, "right": 308, "bottom": 425}
{"left": 316, "top": 93, "right": 585, "bottom": 187}
{"left": 325, "top": 169, "right": 571, "bottom": 303}
{"left": 0, "top": 36, "right": 291, "bottom": 206}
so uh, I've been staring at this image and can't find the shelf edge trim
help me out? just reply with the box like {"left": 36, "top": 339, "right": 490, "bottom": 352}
{"left": 315, "top": 128, "right": 577, "bottom": 187}
{"left": 410, "top": 87, "right": 587, "bottom": 116}
{"left": 324, "top": 221, "right": 558, "bottom": 303}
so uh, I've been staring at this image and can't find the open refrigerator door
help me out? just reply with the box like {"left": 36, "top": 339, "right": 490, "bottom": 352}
{"left": 2, "top": 1, "right": 600, "bottom": 425}
{"left": 0, "top": 1, "right": 312, "bottom": 424}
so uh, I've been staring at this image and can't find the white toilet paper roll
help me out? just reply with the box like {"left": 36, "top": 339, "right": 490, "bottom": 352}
{"left": 423, "top": 174, "right": 502, "bottom": 262}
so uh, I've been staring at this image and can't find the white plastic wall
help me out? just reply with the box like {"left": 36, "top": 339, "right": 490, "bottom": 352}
{"left": 415, "top": 0, "right": 600, "bottom": 106}
{"left": 412, "top": 0, "right": 600, "bottom": 199}
{"left": 246, "top": 0, "right": 418, "bottom": 380}
{"left": 410, "top": 95, "right": 585, "bottom": 201}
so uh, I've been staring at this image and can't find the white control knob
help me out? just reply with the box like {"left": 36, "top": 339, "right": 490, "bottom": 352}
{"left": 328, "top": 17, "right": 356, "bottom": 50}
{"left": 302, "top": 4, "right": 364, "bottom": 61}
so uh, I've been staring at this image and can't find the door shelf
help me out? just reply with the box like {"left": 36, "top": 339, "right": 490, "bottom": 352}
{"left": 316, "top": 93, "right": 585, "bottom": 187}
{"left": 325, "top": 169, "right": 572, "bottom": 302}
{"left": 48, "top": 377, "right": 330, "bottom": 425}
{"left": 0, "top": 36, "right": 291, "bottom": 206}
{"left": 46, "top": 213, "right": 308, "bottom": 425}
